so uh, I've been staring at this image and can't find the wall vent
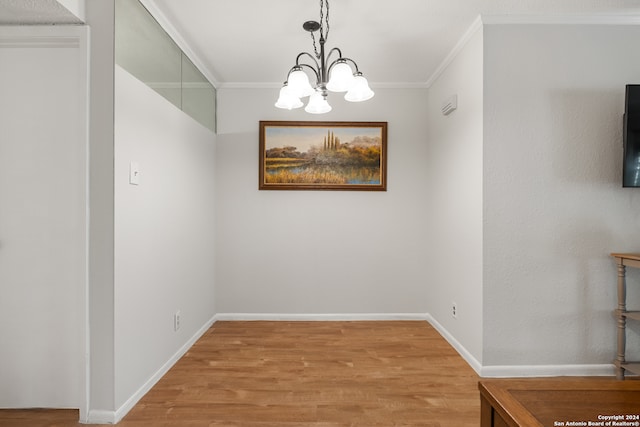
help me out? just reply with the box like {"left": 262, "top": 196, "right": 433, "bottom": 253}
{"left": 441, "top": 94, "right": 457, "bottom": 116}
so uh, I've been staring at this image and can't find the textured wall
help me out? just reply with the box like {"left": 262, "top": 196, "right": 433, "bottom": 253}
{"left": 114, "top": 66, "right": 216, "bottom": 408}
{"left": 483, "top": 24, "right": 640, "bottom": 368}
{"left": 214, "top": 87, "right": 431, "bottom": 315}
{"left": 425, "top": 27, "right": 484, "bottom": 364}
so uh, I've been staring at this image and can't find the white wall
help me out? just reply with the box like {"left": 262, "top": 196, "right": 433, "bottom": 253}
{"left": 483, "top": 23, "right": 640, "bottom": 370}
{"left": 84, "top": 2, "right": 217, "bottom": 420}
{"left": 425, "top": 27, "right": 484, "bottom": 364}
{"left": 215, "top": 87, "right": 430, "bottom": 315}
{"left": 86, "top": 0, "right": 116, "bottom": 417}
{"left": 113, "top": 66, "right": 217, "bottom": 411}
{"left": 0, "top": 26, "right": 88, "bottom": 408}
{"left": 5, "top": 14, "right": 639, "bottom": 423}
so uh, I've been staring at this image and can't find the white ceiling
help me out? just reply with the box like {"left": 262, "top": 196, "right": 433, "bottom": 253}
{"left": 144, "top": 0, "right": 640, "bottom": 87}
{"left": 1, "top": 0, "right": 639, "bottom": 87}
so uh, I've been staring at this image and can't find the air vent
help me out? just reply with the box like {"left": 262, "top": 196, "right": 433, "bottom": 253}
{"left": 442, "top": 94, "right": 457, "bottom": 116}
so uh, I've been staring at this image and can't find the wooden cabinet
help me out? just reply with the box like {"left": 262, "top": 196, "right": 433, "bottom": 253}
{"left": 611, "top": 253, "right": 640, "bottom": 379}
{"left": 479, "top": 379, "right": 640, "bottom": 427}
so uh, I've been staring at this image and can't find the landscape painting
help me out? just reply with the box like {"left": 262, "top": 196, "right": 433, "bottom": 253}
{"left": 259, "top": 121, "right": 387, "bottom": 191}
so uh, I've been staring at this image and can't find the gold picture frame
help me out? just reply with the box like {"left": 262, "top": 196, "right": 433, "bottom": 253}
{"left": 259, "top": 121, "right": 387, "bottom": 191}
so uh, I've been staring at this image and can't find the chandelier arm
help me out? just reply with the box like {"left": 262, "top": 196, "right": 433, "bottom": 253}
{"left": 296, "top": 52, "right": 321, "bottom": 71}
{"left": 327, "top": 56, "right": 361, "bottom": 75}
{"left": 325, "top": 47, "right": 343, "bottom": 65}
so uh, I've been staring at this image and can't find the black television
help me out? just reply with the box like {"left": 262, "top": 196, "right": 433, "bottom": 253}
{"left": 623, "top": 84, "right": 640, "bottom": 187}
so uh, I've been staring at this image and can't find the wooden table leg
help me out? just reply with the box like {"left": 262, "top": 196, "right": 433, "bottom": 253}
{"left": 616, "top": 262, "right": 627, "bottom": 380}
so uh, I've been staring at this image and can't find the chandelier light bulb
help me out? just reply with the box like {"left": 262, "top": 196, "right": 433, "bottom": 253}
{"left": 305, "top": 91, "right": 332, "bottom": 114}
{"left": 344, "top": 73, "right": 374, "bottom": 102}
{"left": 287, "top": 68, "right": 315, "bottom": 98}
{"left": 275, "top": 84, "right": 303, "bottom": 110}
{"left": 327, "top": 60, "right": 355, "bottom": 92}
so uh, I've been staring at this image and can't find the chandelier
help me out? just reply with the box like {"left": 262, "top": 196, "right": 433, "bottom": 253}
{"left": 274, "top": 0, "right": 374, "bottom": 114}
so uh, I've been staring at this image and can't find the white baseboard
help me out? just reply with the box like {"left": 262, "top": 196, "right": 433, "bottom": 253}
{"left": 213, "top": 313, "right": 430, "bottom": 321}
{"left": 425, "top": 314, "right": 483, "bottom": 375}
{"left": 84, "top": 410, "right": 114, "bottom": 424}
{"left": 424, "top": 314, "right": 616, "bottom": 378}
{"left": 480, "top": 363, "right": 616, "bottom": 378}
{"left": 84, "top": 314, "right": 217, "bottom": 425}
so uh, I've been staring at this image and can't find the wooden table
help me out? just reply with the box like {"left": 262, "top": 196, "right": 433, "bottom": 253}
{"left": 611, "top": 253, "right": 640, "bottom": 379}
{"left": 479, "top": 378, "right": 640, "bottom": 427}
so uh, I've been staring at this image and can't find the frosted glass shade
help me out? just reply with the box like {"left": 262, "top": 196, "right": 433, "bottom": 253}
{"left": 275, "top": 85, "right": 303, "bottom": 110}
{"left": 327, "top": 61, "right": 355, "bottom": 92}
{"left": 287, "top": 68, "right": 315, "bottom": 98}
{"left": 305, "top": 91, "right": 332, "bottom": 114}
{"left": 344, "top": 74, "right": 374, "bottom": 102}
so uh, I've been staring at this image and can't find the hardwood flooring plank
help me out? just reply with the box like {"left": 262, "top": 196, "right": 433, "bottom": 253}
{"left": 0, "top": 321, "right": 480, "bottom": 426}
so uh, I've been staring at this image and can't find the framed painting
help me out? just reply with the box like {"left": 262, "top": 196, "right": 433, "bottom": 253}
{"left": 259, "top": 121, "right": 387, "bottom": 191}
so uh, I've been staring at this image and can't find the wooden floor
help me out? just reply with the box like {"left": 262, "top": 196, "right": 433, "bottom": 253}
{"left": 0, "top": 321, "right": 481, "bottom": 426}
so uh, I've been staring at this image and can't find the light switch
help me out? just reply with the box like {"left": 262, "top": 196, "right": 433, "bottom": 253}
{"left": 129, "top": 161, "right": 140, "bottom": 185}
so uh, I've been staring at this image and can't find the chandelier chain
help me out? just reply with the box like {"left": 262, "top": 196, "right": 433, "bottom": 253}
{"left": 319, "top": 0, "right": 324, "bottom": 36}
{"left": 311, "top": 0, "right": 330, "bottom": 59}
{"left": 311, "top": 32, "right": 319, "bottom": 59}
{"left": 324, "top": 0, "right": 330, "bottom": 41}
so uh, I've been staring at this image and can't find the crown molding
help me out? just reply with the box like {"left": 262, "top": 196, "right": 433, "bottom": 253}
{"left": 125, "top": 7, "right": 640, "bottom": 93}
{"left": 218, "top": 82, "right": 282, "bottom": 90}
{"left": 424, "top": 13, "right": 640, "bottom": 88}
{"left": 139, "top": 0, "right": 220, "bottom": 88}
{"left": 145, "top": 81, "right": 213, "bottom": 90}
{"left": 481, "top": 14, "right": 640, "bottom": 25}
{"left": 372, "top": 82, "right": 430, "bottom": 89}
{"left": 217, "top": 81, "right": 429, "bottom": 90}
{"left": 425, "top": 15, "right": 483, "bottom": 88}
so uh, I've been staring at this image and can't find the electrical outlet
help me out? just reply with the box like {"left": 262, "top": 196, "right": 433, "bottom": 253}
{"left": 174, "top": 311, "right": 181, "bottom": 331}
{"left": 452, "top": 302, "right": 457, "bottom": 319}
